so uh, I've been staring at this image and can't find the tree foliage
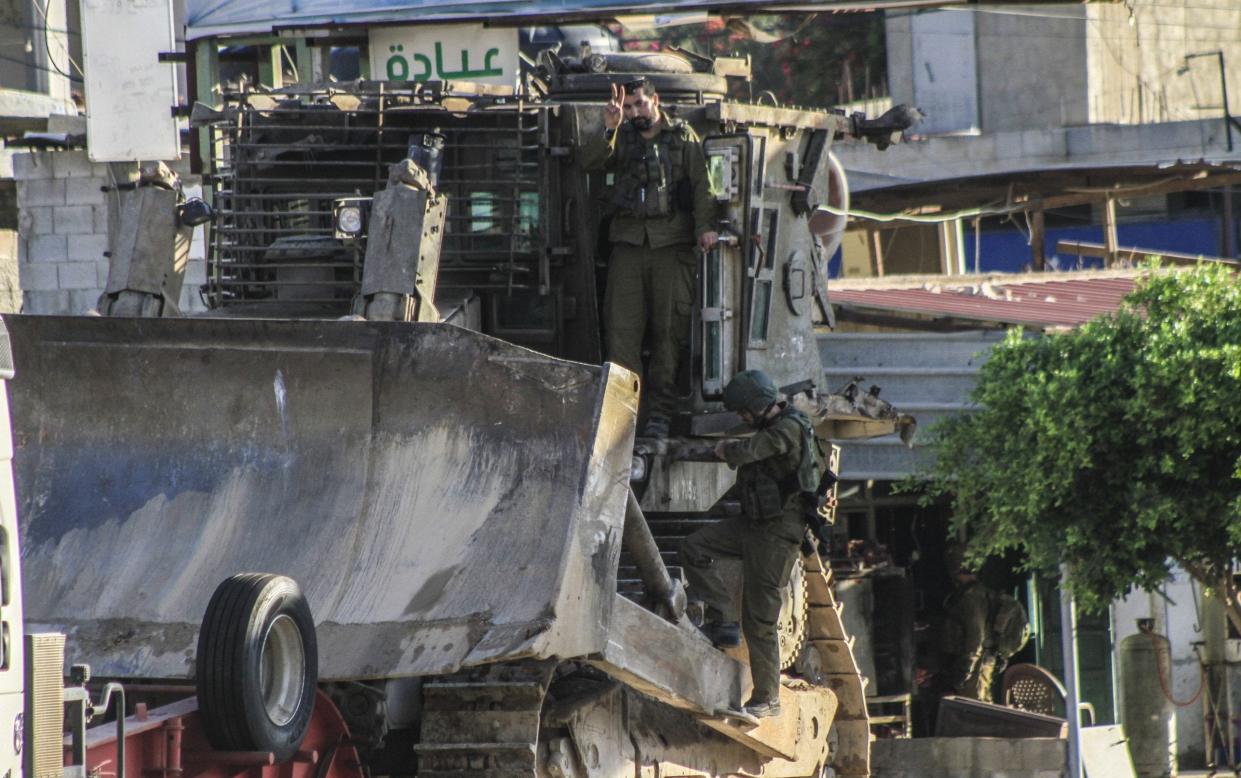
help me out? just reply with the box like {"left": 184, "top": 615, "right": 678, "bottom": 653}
{"left": 919, "top": 266, "right": 1241, "bottom": 629}
{"left": 617, "top": 13, "right": 887, "bottom": 109}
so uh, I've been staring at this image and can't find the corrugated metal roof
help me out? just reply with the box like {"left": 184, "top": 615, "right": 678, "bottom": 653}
{"left": 830, "top": 271, "right": 1143, "bottom": 328}
{"left": 820, "top": 330, "right": 1005, "bottom": 481}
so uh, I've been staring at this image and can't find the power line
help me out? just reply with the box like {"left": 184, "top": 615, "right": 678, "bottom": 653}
{"left": 0, "top": 20, "right": 79, "bottom": 36}
{"left": 0, "top": 50, "right": 82, "bottom": 82}
{"left": 31, "top": 0, "right": 83, "bottom": 79}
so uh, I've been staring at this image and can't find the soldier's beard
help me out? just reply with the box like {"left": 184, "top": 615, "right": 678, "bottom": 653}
{"left": 630, "top": 116, "right": 653, "bottom": 131}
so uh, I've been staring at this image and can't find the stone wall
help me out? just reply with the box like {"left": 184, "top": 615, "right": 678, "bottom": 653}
{"left": 872, "top": 737, "right": 1066, "bottom": 778}
{"left": 1087, "top": 0, "right": 1241, "bottom": 126}
{"left": 12, "top": 149, "right": 207, "bottom": 315}
{"left": 886, "top": 1, "right": 1241, "bottom": 133}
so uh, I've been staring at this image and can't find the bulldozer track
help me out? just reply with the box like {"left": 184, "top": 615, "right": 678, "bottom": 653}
{"left": 779, "top": 557, "right": 810, "bottom": 671}
{"left": 416, "top": 662, "right": 558, "bottom": 778}
{"left": 627, "top": 503, "right": 870, "bottom": 777}
{"left": 801, "top": 551, "right": 871, "bottom": 777}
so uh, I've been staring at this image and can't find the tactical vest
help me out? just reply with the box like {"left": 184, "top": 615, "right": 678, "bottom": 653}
{"left": 737, "top": 408, "right": 821, "bottom": 521}
{"left": 607, "top": 120, "right": 694, "bottom": 220}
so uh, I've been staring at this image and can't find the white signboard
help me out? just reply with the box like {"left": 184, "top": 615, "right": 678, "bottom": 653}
{"left": 81, "top": 0, "right": 180, "bottom": 162}
{"left": 370, "top": 25, "right": 520, "bottom": 87}
{"left": 911, "top": 10, "right": 979, "bottom": 134}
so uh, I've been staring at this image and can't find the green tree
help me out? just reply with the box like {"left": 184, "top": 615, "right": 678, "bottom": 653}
{"left": 617, "top": 13, "right": 887, "bottom": 109}
{"left": 918, "top": 265, "right": 1241, "bottom": 632}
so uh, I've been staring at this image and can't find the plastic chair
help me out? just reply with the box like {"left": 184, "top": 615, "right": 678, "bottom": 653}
{"left": 1002, "top": 663, "right": 1096, "bottom": 725}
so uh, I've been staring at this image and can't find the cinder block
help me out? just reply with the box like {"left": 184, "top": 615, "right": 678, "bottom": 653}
{"left": 936, "top": 737, "right": 975, "bottom": 769}
{"left": 27, "top": 234, "right": 67, "bottom": 263}
{"left": 11, "top": 152, "right": 52, "bottom": 181}
{"left": 23, "top": 289, "right": 70, "bottom": 314}
{"left": 972, "top": 738, "right": 1023, "bottom": 771}
{"left": 96, "top": 262, "right": 110, "bottom": 289}
{"left": 103, "top": 161, "right": 139, "bottom": 184}
{"left": 18, "top": 179, "right": 66, "bottom": 207}
{"left": 64, "top": 177, "right": 107, "bottom": 206}
{"left": 17, "top": 206, "right": 53, "bottom": 238}
{"left": 52, "top": 151, "right": 97, "bottom": 179}
{"left": 19, "top": 262, "right": 60, "bottom": 292}
{"left": 66, "top": 234, "right": 109, "bottom": 262}
{"left": 58, "top": 262, "right": 99, "bottom": 290}
{"left": 53, "top": 205, "right": 96, "bottom": 235}
{"left": 93, "top": 204, "right": 110, "bottom": 233}
{"left": 1018, "top": 738, "right": 1066, "bottom": 769}
{"left": 46, "top": 114, "right": 86, "bottom": 136}
{"left": 68, "top": 289, "right": 101, "bottom": 314}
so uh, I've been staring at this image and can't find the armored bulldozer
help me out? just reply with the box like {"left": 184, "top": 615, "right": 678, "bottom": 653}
{"left": 9, "top": 33, "right": 916, "bottom": 778}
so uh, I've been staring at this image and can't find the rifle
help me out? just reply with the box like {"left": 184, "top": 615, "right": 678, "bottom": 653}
{"left": 799, "top": 466, "right": 838, "bottom": 557}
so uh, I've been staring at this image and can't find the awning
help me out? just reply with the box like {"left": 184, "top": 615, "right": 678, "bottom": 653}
{"left": 184, "top": 0, "right": 1098, "bottom": 40}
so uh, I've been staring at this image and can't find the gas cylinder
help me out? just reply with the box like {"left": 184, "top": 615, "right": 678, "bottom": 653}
{"left": 1119, "top": 619, "right": 1178, "bottom": 778}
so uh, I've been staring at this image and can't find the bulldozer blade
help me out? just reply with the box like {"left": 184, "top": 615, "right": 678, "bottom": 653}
{"left": 8, "top": 315, "right": 638, "bottom": 681}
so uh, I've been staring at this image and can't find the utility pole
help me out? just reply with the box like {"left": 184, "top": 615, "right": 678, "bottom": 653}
{"left": 1030, "top": 209, "right": 1046, "bottom": 271}
{"left": 1060, "top": 563, "right": 1083, "bottom": 778}
{"left": 1103, "top": 197, "right": 1118, "bottom": 268}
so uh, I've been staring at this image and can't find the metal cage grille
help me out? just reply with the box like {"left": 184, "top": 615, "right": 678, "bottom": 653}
{"left": 207, "top": 88, "right": 553, "bottom": 313}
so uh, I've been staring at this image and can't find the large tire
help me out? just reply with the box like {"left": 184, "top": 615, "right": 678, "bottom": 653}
{"left": 196, "top": 573, "right": 318, "bottom": 761}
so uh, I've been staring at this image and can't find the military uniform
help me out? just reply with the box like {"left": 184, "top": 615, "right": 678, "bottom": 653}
{"left": 940, "top": 580, "right": 999, "bottom": 702}
{"left": 578, "top": 114, "right": 716, "bottom": 422}
{"left": 680, "top": 403, "right": 819, "bottom": 707}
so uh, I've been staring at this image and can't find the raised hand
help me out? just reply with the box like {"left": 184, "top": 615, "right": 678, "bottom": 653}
{"left": 604, "top": 82, "right": 625, "bottom": 130}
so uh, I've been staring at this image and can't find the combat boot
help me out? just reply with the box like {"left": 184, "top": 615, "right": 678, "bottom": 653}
{"left": 742, "top": 697, "right": 781, "bottom": 718}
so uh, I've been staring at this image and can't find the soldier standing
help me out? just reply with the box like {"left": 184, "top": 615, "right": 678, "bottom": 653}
{"left": 939, "top": 546, "right": 1000, "bottom": 702}
{"left": 679, "top": 369, "right": 821, "bottom": 718}
{"left": 579, "top": 78, "right": 718, "bottom": 438}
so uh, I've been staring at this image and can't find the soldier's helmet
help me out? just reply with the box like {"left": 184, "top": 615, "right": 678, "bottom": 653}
{"left": 722, "top": 370, "right": 779, "bottom": 417}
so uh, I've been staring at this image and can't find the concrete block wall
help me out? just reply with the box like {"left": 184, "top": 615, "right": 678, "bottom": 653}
{"left": 0, "top": 230, "right": 21, "bottom": 314}
{"left": 12, "top": 150, "right": 208, "bottom": 315}
{"left": 872, "top": 737, "right": 1066, "bottom": 778}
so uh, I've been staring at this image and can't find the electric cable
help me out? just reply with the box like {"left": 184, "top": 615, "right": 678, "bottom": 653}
{"left": 0, "top": 50, "right": 82, "bottom": 82}
{"left": 31, "top": 0, "right": 84, "bottom": 79}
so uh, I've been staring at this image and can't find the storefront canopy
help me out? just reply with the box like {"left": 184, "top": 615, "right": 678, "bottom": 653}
{"left": 184, "top": 0, "right": 1090, "bottom": 40}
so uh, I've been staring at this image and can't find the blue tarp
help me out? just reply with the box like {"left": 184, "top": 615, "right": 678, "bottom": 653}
{"left": 965, "top": 217, "right": 1221, "bottom": 275}
{"left": 188, "top": 0, "right": 727, "bottom": 38}
{"left": 184, "top": 0, "right": 1005, "bottom": 39}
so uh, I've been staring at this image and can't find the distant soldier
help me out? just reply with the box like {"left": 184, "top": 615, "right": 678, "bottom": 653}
{"left": 679, "top": 369, "right": 822, "bottom": 718}
{"left": 579, "top": 78, "right": 718, "bottom": 438}
{"left": 943, "top": 545, "right": 1002, "bottom": 704}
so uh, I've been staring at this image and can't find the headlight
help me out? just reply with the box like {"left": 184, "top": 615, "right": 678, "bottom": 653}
{"left": 333, "top": 198, "right": 370, "bottom": 240}
{"left": 336, "top": 206, "right": 363, "bottom": 235}
{"left": 629, "top": 454, "right": 648, "bottom": 482}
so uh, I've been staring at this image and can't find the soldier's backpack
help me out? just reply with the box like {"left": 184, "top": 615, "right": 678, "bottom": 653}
{"left": 989, "top": 590, "right": 1031, "bottom": 659}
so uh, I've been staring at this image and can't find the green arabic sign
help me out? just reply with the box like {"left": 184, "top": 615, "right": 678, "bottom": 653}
{"left": 369, "top": 24, "right": 519, "bottom": 86}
